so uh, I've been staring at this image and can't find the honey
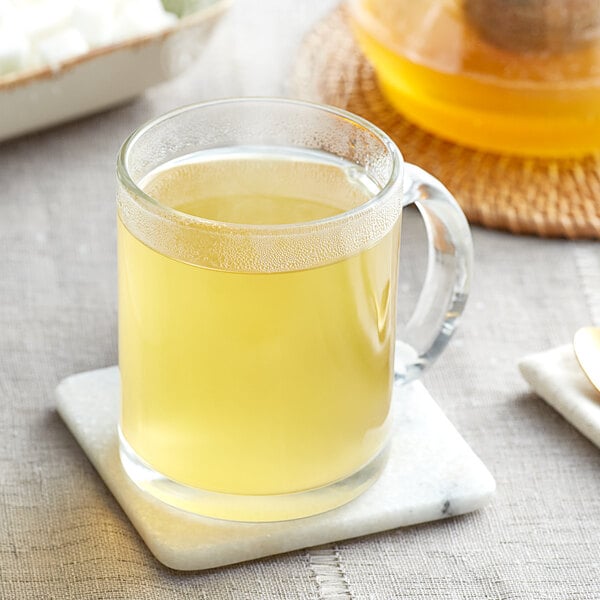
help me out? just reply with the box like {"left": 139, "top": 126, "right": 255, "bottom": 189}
{"left": 351, "top": 0, "right": 600, "bottom": 157}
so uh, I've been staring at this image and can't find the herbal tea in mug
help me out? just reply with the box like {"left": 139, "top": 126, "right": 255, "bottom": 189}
{"left": 117, "top": 99, "right": 472, "bottom": 521}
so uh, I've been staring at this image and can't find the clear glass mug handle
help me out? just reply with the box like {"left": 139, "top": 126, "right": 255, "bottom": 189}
{"left": 395, "top": 164, "right": 474, "bottom": 384}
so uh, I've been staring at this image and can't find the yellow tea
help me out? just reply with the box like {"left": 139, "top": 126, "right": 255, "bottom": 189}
{"left": 118, "top": 149, "right": 400, "bottom": 498}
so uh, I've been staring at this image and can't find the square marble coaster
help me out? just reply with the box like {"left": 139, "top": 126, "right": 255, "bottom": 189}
{"left": 520, "top": 344, "right": 600, "bottom": 449}
{"left": 56, "top": 367, "right": 495, "bottom": 571}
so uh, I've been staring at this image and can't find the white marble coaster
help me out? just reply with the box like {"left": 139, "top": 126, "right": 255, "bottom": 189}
{"left": 520, "top": 345, "right": 600, "bottom": 449}
{"left": 56, "top": 367, "right": 495, "bottom": 571}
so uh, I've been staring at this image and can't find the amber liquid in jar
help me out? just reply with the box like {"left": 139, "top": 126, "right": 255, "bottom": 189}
{"left": 352, "top": 0, "right": 600, "bottom": 157}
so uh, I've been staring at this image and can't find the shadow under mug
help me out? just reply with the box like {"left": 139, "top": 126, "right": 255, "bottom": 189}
{"left": 116, "top": 98, "right": 473, "bottom": 522}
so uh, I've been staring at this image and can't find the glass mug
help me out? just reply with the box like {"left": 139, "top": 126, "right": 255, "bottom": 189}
{"left": 116, "top": 98, "right": 472, "bottom": 522}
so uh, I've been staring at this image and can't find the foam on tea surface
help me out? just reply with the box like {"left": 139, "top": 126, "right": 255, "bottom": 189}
{"left": 118, "top": 147, "right": 402, "bottom": 273}
{"left": 142, "top": 149, "right": 374, "bottom": 225}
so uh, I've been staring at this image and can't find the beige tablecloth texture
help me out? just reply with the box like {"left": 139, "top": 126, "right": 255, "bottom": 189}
{"left": 2, "top": 1, "right": 600, "bottom": 598}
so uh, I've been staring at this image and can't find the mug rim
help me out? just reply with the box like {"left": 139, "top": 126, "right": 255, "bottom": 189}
{"left": 117, "top": 97, "right": 404, "bottom": 234}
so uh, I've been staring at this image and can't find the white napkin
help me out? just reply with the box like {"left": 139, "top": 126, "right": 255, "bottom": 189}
{"left": 519, "top": 345, "right": 600, "bottom": 449}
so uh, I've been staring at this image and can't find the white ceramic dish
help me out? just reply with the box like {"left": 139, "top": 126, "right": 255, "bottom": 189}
{"left": 0, "top": 0, "right": 231, "bottom": 142}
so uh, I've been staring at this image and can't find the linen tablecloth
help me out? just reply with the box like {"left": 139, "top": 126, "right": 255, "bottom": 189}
{"left": 1, "top": 1, "right": 600, "bottom": 597}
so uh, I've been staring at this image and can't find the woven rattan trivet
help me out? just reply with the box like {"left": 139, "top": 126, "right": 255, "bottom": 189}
{"left": 289, "top": 6, "right": 600, "bottom": 239}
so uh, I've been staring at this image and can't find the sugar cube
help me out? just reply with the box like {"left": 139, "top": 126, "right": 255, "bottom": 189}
{"left": 111, "top": 0, "right": 178, "bottom": 42}
{"left": 17, "top": 1, "right": 74, "bottom": 40}
{"left": 0, "top": 27, "right": 30, "bottom": 75}
{"left": 71, "top": 0, "right": 118, "bottom": 47}
{"left": 35, "top": 27, "right": 89, "bottom": 70}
